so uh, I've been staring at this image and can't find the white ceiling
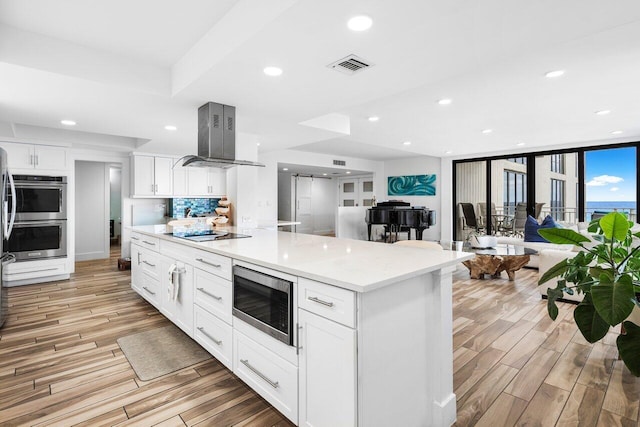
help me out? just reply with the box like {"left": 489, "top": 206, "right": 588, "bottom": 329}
{"left": 1, "top": 0, "right": 640, "bottom": 160}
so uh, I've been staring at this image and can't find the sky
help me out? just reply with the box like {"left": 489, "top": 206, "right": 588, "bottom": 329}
{"left": 585, "top": 147, "right": 636, "bottom": 202}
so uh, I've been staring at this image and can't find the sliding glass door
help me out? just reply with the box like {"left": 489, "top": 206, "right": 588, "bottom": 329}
{"left": 455, "top": 161, "right": 486, "bottom": 241}
{"left": 453, "top": 141, "right": 639, "bottom": 241}
{"left": 585, "top": 146, "right": 636, "bottom": 221}
{"left": 534, "top": 153, "right": 579, "bottom": 222}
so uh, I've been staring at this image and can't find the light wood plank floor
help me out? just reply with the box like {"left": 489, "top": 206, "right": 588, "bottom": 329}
{"left": 0, "top": 247, "right": 294, "bottom": 427}
{"left": 452, "top": 266, "right": 640, "bottom": 427}
{"left": 2, "top": 249, "right": 640, "bottom": 426}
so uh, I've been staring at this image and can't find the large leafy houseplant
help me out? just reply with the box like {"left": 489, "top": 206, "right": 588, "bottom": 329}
{"left": 538, "top": 212, "right": 640, "bottom": 376}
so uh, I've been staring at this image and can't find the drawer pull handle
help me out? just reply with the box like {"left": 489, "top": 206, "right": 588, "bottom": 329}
{"left": 142, "top": 240, "right": 156, "bottom": 246}
{"left": 196, "top": 258, "right": 221, "bottom": 268}
{"left": 142, "top": 260, "right": 156, "bottom": 267}
{"left": 308, "top": 296, "right": 334, "bottom": 307}
{"left": 142, "top": 286, "right": 156, "bottom": 295}
{"left": 197, "top": 327, "right": 222, "bottom": 345}
{"left": 240, "top": 359, "right": 279, "bottom": 389}
{"left": 131, "top": 236, "right": 139, "bottom": 241}
{"left": 197, "top": 287, "right": 222, "bottom": 300}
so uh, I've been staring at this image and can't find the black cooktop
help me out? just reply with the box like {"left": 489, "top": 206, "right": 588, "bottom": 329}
{"left": 167, "top": 230, "right": 251, "bottom": 242}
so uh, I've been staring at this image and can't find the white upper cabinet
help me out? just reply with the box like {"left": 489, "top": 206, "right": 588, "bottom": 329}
{"left": 1, "top": 142, "right": 67, "bottom": 171}
{"left": 188, "top": 168, "right": 226, "bottom": 197}
{"left": 172, "top": 158, "right": 189, "bottom": 196}
{"left": 187, "top": 168, "right": 209, "bottom": 195}
{"left": 131, "top": 155, "right": 173, "bottom": 197}
{"left": 131, "top": 154, "right": 226, "bottom": 198}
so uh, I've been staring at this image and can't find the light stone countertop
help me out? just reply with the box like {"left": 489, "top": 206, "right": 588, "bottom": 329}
{"left": 130, "top": 225, "right": 473, "bottom": 293}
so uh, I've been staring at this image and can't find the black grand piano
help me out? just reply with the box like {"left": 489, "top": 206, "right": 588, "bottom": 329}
{"left": 365, "top": 201, "right": 436, "bottom": 242}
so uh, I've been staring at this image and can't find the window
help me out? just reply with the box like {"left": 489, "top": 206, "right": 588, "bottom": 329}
{"left": 550, "top": 179, "right": 565, "bottom": 220}
{"left": 551, "top": 154, "right": 565, "bottom": 174}
{"left": 503, "top": 170, "right": 527, "bottom": 214}
{"left": 507, "top": 157, "right": 527, "bottom": 165}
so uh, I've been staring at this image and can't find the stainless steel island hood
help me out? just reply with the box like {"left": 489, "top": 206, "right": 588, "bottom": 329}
{"left": 182, "top": 102, "right": 264, "bottom": 169}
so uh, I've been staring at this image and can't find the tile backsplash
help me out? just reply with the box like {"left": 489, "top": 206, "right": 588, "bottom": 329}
{"left": 171, "top": 198, "right": 220, "bottom": 218}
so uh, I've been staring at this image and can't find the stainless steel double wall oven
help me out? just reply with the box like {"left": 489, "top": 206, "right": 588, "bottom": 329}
{"left": 7, "top": 175, "right": 67, "bottom": 261}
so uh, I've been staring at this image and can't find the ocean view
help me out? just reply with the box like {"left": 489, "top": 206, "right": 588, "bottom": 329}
{"left": 586, "top": 201, "right": 636, "bottom": 211}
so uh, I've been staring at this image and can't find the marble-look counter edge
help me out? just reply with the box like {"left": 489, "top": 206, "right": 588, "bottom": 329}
{"left": 129, "top": 226, "right": 473, "bottom": 293}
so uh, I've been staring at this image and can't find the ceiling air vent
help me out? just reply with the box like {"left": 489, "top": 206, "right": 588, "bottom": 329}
{"left": 333, "top": 159, "right": 346, "bottom": 166}
{"left": 327, "top": 54, "right": 373, "bottom": 75}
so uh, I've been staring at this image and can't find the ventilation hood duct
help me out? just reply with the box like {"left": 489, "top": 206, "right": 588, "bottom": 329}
{"left": 182, "top": 102, "right": 264, "bottom": 169}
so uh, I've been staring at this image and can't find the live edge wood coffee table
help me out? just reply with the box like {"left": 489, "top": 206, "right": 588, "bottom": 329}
{"left": 462, "top": 244, "right": 534, "bottom": 281}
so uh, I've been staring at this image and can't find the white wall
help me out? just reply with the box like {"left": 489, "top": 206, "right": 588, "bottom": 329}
{"left": 228, "top": 133, "right": 259, "bottom": 228}
{"left": 110, "top": 167, "right": 122, "bottom": 238}
{"left": 383, "top": 156, "right": 442, "bottom": 242}
{"left": 258, "top": 149, "right": 385, "bottom": 227}
{"left": 277, "top": 171, "right": 292, "bottom": 223}
{"left": 69, "top": 148, "right": 129, "bottom": 262}
{"left": 75, "top": 161, "right": 109, "bottom": 261}
{"left": 310, "top": 177, "right": 336, "bottom": 235}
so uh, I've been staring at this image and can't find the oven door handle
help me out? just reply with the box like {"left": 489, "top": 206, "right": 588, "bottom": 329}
{"left": 4, "top": 171, "right": 16, "bottom": 239}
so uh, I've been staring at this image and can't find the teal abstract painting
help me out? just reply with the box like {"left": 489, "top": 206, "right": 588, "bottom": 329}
{"left": 387, "top": 174, "right": 436, "bottom": 196}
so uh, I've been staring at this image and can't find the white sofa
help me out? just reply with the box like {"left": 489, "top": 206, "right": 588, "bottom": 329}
{"left": 496, "top": 237, "right": 574, "bottom": 268}
{"left": 538, "top": 249, "right": 582, "bottom": 302}
{"left": 496, "top": 220, "right": 589, "bottom": 268}
{"left": 537, "top": 221, "right": 640, "bottom": 302}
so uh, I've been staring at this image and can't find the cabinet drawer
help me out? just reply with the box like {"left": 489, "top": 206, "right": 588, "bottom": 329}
{"left": 298, "top": 277, "right": 356, "bottom": 328}
{"left": 139, "top": 251, "right": 160, "bottom": 280}
{"left": 194, "top": 268, "right": 232, "bottom": 324}
{"left": 233, "top": 331, "right": 298, "bottom": 423}
{"left": 139, "top": 273, "right": 160, "bottom": 307}
{"left": 191, "top": 249, "right": 232, "bottom": 281}
{"left": 131, "top": 233, "right": 160, "bottom": 250}
{"left": 194, "top": 305, "right": 233, "bottom": 370}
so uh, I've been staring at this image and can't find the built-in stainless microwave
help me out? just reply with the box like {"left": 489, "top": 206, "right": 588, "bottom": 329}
{"left": 6, "top": 220, "right": 67, "bottom": 261}
{"left": 9, "top": 175, "right": 67, "bottom": 221}
{"left": 233, "top": 265, "right": 294, "bottom": 346}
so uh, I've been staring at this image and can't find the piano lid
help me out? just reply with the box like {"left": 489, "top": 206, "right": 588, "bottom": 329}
{"left": 373, "top": 200, "right": 410, "bottom": 208}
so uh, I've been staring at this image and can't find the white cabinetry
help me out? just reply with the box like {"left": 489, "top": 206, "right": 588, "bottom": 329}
{"left": 298, "top": 309, "right": 356, "bottom": 427}
{"left": 130, "top": 233, "right": 161, "bottom": 307}
{"left": 1, "top": 142, "right": 67, "bottom": 171}
{"left": 159, "top": 256, "right": 194, "bottom": 336}
{"left": 188, "top": 168, "right": 226, "bottom": 196}
{"left": 172, "top": 157, "right": 189, "bottom": 196}
{"left": 233, "top": 330, "right": 299, "bottom": 422}
{"left": 191, "top": 245, "right": 234, "bottom": 369}
{"left": 131, "top": 154, "right": 225, "bottom": 198}
{"left": 297, "top": 278, "right": 357, "bottom": 427}
{"left": 131, "top": 155, "right": 173, "bottom": 197}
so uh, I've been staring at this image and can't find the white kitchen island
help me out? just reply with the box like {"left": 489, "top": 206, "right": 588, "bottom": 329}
{"left": 129, "top": 225, "right": 472, "bottom": 427}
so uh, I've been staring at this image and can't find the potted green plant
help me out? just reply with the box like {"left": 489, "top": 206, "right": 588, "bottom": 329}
{"left": 538, "top": 212, "right": 640, "bottom": 376}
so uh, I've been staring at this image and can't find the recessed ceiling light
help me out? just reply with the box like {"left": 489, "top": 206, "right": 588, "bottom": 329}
{"left": 164, "top": 125, "right": 177, "bottom": 131}
{"left": 595, "top": 110, "right": 611, "bottom": 115}
{"left": 444, "top": 150, "right": 453, "bottom": 155}
{"left": 346, "top": 171, "right": 351, "bottom": 174}
{"left": 545, "top": 70, "right": 565, "bottom": 78}
{"left": 256, "top": 142, "right": 261, "bottom": 146}
{"left": 60, "top": 120, "right": 76, "bottom": 126}
{"left": 482, "top": 129, "right": 493, "bottom": 134}
{"left": 263, "top": 66, "right": 283, "bottom": 76}
{"left": 438, "top": 98, "right": 452, "bottom": 105}
{"left": 517, "top": 142, "right": 526, "bottom": 146}
{"left": 403, "top": 141, "right": 411, "bottom": 146}
{"left": 612, "top": 130, "right": 623, "bottom": 135}
{"left": 322, "top": 173, "right": 327, "bottom": 176}
{"left": 347, "top": 15, "right": 373, "bottom": 31}
{"left": 283, "top": 168, "right": 289, "bottom": 171}
{"left": 368, "top": 116, "right": 379, "bottom": 122}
